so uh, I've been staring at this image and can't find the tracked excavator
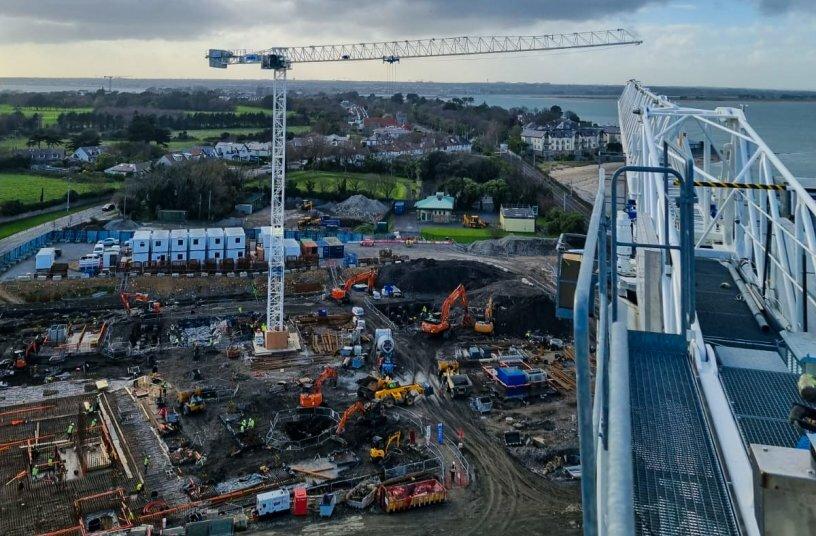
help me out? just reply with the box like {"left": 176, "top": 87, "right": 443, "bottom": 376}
{"left": 421, "top": 284, "right": 472, "bottom": 336}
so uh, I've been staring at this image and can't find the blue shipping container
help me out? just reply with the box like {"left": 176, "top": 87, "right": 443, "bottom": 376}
{"left": 496, "top": 367, "right": 528, "bottom": 386}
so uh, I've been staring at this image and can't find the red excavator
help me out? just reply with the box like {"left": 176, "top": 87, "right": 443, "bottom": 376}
{"left": 120, "top": 292, "right": 162, "bottom": 315}
{"left": 335, "top": 400, "right": 368, "bottom": 434}
{"left": 299, "top": 367, "right": 339, "bottom": 408}
{"left": 329, "top": 269, "right": 377, "bottom": 304}
{"left": 421, "top": 284, "right": 472, "bottom": 336}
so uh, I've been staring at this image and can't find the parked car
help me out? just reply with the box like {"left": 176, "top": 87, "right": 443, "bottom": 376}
{"left": 102, "top": 203, "right": 115, "bottom": 211}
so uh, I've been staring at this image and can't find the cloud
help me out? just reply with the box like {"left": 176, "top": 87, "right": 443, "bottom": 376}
{"left": 757, "top": 0, "right": 816, "bottom": 13}
{"left": 0, "top": 0, "right": 663, "bottom": 44}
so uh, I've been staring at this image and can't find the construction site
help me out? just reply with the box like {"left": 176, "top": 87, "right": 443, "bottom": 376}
{"left": 0, "top": 238, "right": 583, "bottom": 535}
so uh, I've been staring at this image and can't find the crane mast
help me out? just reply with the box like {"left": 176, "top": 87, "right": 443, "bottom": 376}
{"left": 206, "top": 29, "right": 641, "bottom": 344}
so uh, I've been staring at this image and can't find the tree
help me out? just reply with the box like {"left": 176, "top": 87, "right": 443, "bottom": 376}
{"left": 549, "top": 105, "right": 562, "bottom": 117}
{"left": 378, "top": 176, "right": 399, "bottom": 200}
{"left": 565, "top": 111, "right": 580, "bottom": 123}
{"left": 390, "top": 93, "right": 404, "bottom": 105}
{"left": 305, "top": 178, "right": 316, "bottom": 195}
{"left": 67, "top": 129, "right": 101, "bottom": 152}
{"left": 127, "top": 115, "right": 172, "bottom": 145}
{"left": 483, "top": 179, "right": 510, "bottom": 211}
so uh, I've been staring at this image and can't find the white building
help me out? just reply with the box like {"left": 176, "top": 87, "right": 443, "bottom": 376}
{"left": 520, "top": 127, "right": 547, "bottom": 153}
{"left": 246, "top": 142, "right": 271, "bottom": 159}
{"left": 150, "top": 229, "right": 170, "bottom": 263}
{"left": 224, "top": 227, "right": 246, "bottom": 261}
{"left": 71, "top": 146, "right": 106, "bottom": 163}
{"left": 188, "top": 228, "right": 206, "bottom": 262}
{"left": 170, "top": 229, "right": 188, "bottom": 262}
{"left": 215, "top": 142, "right": 250, "bottom": 161}
{"left": 206, "top": 228, "right": 225, "bottom": 261}
{"left": 132, "top": 230, "right": 151, "bottom": 264}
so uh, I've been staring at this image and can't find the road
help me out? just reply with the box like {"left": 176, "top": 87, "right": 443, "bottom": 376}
{"left": 0, "top": 204, "right": 107, "bottom": 257}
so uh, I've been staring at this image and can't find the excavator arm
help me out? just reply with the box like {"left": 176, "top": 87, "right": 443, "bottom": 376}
{"left": 336, "top": 400, "right": 367, "bottom": 434}
{"left": 330, "top": 270, "right": 377, "bottom": 303}
{"left": 300, "top": 367, "right": 338, "bottom": 408}
{"left": 422, "top": 284, "right": 471, "bottom": 335}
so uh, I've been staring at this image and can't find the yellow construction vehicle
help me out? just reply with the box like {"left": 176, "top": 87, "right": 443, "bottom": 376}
{"left": 462, "top": 214, "right": 488, "bottom": 229}
{"left": 437, "top": 358, "right": 460, "bottom": 377}
{"left": 374, "top": 383, "right": 425, "bottom": 406}
{"left": 370, "top": 431, "right": 401, "bottom": 461}
{"left": 474, "top": 295, "right": 495, "bottom": 335}
{"left": 177, "top": 390, "right": 206, "bottom": 415}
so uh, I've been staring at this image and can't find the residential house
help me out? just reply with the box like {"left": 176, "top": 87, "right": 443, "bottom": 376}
{"left": 215, "top": 142, "right": 250, "bottom": 161}
{"left": 601, "top": 126, "right": 622, "bottom": 146}
{"left": 499, "top": 205, "right": 537, "bottom": 233}
{"left": 439, "top": 136, "right": 472, "bottom": 154}
{"left": 17, "top": 147, "right": 65, "bottom": 164}
{"left": 415, "top": 192, "right": 455, "bottom": 223}
{"left": 155, "top": 152, "right": 192, "bottom": 167}
{"left": 104, "top": 162, "right": 150, "bottom": 177}
{"left": 71, "top": 146, "right": 106, "bottom": 163}
{"left": 363, "top": 116, "right": 398, "bottom": 130}
{"left": 520, "top": 126, "right": 547, "bottom": 153}
{"left": 246, "top": 141, "right": 271, "bottom": 159}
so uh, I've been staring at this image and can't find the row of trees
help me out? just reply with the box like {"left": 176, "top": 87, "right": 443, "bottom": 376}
{"left": 116, "top": 160, "right": 244, "bottom": 221}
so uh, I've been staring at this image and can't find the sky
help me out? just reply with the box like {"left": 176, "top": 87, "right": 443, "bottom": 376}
{"left": 0, "top": 0, "right": 815, "bottom": 90}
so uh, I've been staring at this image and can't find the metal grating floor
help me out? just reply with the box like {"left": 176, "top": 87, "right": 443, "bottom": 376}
{"left": 629, "top": 330, "right": 739, "bottom": 536}
{"left": 720, "top": 366, "right": 810, "bottom": 448}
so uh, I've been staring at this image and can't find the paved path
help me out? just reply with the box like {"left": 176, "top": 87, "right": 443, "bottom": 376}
{"left": 0, "top": 204, "right": 106, "bottom": 256}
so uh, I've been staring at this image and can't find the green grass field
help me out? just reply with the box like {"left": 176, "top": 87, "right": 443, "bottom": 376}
{"left": 287, "top": 170, "right": 419, "bottom": 200}
{"left": 0, "top": 205, "right": 91, "bottom": 240}
{"left": 420, "top": 225, "right": 539, "bottom": 244}
{"left": 0, "top": 173, "right": 119, "bottom": 205}
{"left": 0, "top": 104, "right": 93, "bottom": 126}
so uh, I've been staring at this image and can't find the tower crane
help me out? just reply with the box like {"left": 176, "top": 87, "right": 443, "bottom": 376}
{"left": 206, "top": 29, "right": 641, "bottom": 345}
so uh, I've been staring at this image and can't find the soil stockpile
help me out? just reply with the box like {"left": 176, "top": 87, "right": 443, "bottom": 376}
{"left": 326, "top": 195, "right": 388, "bottom": 221}
{"left": 467, "top": 236, "right": 557, "bottom": 257}
{"left": 470, "top": 281, "right": 569, "bottom": 337}
{"left": 377, "top": 259, "right": 510, "bottom": 294}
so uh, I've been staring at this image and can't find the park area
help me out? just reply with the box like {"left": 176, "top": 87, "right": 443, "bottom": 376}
{"left": 287, "top": 170, "right": 419, "bottom": 200}
{"left": 0, "top": 173, "right": 116, "bottom": 205}
{"left": 0, "top": 104, "right": 92, "bottom": 126}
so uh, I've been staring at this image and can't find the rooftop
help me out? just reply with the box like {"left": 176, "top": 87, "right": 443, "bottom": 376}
{"left": 415, "top": 192, "right": 455, "bottom": 211}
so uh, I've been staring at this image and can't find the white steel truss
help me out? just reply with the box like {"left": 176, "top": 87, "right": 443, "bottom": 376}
{"left": 207, "top": 29, "right": 641, "bottom": 67}
{"left": 266, "top": 68, "right": 287, "bottom": 331}
{"left": 619, "top": 80, "right": 816, "bottom": 334}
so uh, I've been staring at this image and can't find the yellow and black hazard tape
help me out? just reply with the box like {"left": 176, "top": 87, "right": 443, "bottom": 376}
{"left": 672, "top": 180, "right": 786, "bottom": 190}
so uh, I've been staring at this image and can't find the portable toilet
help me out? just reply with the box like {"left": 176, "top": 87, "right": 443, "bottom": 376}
{"left": 149, "top": 229, "right": 169, "bottom": 263}
{"left": 131, "top": 230, "right": 151, "bottom": 264}
{"left": 224, "top": 227, "right": 246, "bottom": 261}
{"left": 102, "top": 248, "right": 119, "bottom": 269}
{"left": 188, "top": 228, "right": 206, "bottom": 262}
{"left": 206, "top": 228, "right": 225, "bottom": 262}
{"left": 292, "top": 487, "right": 308, "bottom": 516}
{"left": 170, "top": 229, "right": 188, "bottom": 262}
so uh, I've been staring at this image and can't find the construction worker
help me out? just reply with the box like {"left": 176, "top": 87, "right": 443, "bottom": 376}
{"left": 248, "top": 417, "right": 255, "bottom": 430}
{"left": 134, "top": 481, "right": 144, "bottom": 495}
{"left": 90, "top": 418, "right": 97, "bottom": 428}
{"left": 31, "top": 466, "right": 39, "bottom": 477}
{"left": 66, "top": 422, "right": 76, "bottom": 437}
{"left": 193, "top": 344, "right": 201, "bottom": 362}
{"left": 240, "top": 419, "right": 247, "bottom": 433}
{"left": 143, "top": 456, "right": 150, "bottom": 471}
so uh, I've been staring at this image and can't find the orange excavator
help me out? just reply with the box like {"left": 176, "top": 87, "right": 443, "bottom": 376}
{"left": 421, "top": 284, "right": 472, "bottom": 336}
{"left": 329, "top": 269, "right": 377, "bottom": 304}
{"left": 14, "top": 334, "right": 46, "bottom": 370}
{"left": 474, "top": 295, "right": 495, "bottom": 335}
{"left": 335, "top": 400, "right": 368, "bottom": 434}
{"left": 120, "top": 292, "right": 162, "bottom": 315}
{"left": 299, "top": 367, "right": 338, "bottom": 408}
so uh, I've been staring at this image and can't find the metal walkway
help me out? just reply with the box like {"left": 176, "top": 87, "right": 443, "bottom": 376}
{"left": 720, "top": 366, "right": 810, "bottom": 449}
{"left": 629, "top": 330, "right": 739, "bottom": 536}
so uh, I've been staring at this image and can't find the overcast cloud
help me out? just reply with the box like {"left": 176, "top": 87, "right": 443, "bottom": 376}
{"left": 0, "top": 0, "right": 665, "bottom": 44}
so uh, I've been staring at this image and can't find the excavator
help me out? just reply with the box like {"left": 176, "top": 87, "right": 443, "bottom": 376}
{"left": 120, "top": 292, "right": 162, "bottom": 316}
{"left": 462, "top": 214, "right": 488, "bottom": 228}
{"left": 336, "top": 400, "right": 368, "bottom": 434}
{"left": 15, "top": 335, "right": 46, "bottom": 370}
{"left": 474, "top": 295, "right": 495, "bottom": 335}
{"left": 421, "top": 284, "right": 472, "bottom": 336}
{"left": 370, "top": 431, "right": 402, "bottom": 462}
{"left": 299, "top": 367, "right": 338, "bottom": 408}
{"left": 329, "top": 269, "right": 377, "bottom": 304}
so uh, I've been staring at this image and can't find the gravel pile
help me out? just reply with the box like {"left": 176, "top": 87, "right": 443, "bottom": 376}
{"left": 467, "top": 236, "right": 557, "bottom": 257}
{"left": 104, "top": 218, "right": 140, "bottom": 231}
{"left": 328, "top": 195, "right": 388, "bottom": 221}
